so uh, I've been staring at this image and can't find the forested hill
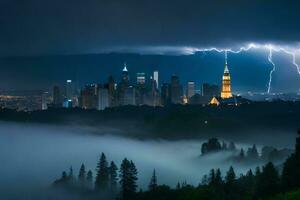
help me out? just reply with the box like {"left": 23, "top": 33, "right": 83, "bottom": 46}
{"left": 0, "top": 101, "right": 299, "bottom": 139}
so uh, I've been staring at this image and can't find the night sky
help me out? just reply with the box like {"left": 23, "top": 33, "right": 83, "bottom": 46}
{"left": 0, "top": 0, "right": 300, "bottom": 92}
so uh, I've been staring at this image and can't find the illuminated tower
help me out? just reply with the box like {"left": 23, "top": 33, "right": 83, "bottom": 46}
{"left": 122, "top": 62, "right": 129, "bottom": 83}
{"left": 153, "top": 70, "right": 158, "bottom": 89}
{"left": 221, "top": 52, "right": 232, "bottom": 99}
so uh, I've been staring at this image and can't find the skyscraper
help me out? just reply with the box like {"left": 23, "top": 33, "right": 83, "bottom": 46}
{"left": 170, "top": 75, "right": 183, "bottom": 104}
{"left": 161, "top": 83, "right": 170, "bottom": 106}
{"left": 187, "top": 81, "right": 195, "bottom": 99}
{"left": 135, "top": 73, "right": 146, "bottom": 105}
{"left": 202, "top": 83, "right": 219, "bottom": 98}
{"left": 122, "top": 63, "right": 129, "bottom": 83}
{"left": 97, "top": 84, "right": 109, "bottom": 110}
{"left": 153, "top": 70, "right": 159, "bottom": 89}
{"left": 41, "top": 92, "right": 48, "bottom": 110}
{"left": 79, "top": 84, "right": 97, "bottom": 109}
{"left": 53, "top": 85, "right": 62, "bottom": 106}
{"left": 123, "top": 86, "right": 136, "bottom": 105}
{"left": 146, "top": 76, "right": 160, "bottom": 106}
{"left": 221, "top": 54, "right": 233, "bottom": 99}
{"left": 108, "top": 75, "right": 116, "bottom": 107}
{"left": 118, "top": 63, "right": 130, "bottom": 105}
{"left": 65, "top": 80, "right": 73, "bottom": 100}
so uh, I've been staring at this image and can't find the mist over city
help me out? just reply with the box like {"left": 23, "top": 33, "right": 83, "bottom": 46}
{"left": 1, "top": 1, "right": 300, "bottom": 200}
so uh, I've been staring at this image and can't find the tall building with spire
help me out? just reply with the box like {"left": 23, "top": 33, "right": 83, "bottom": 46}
{"left": 221, "top": 52, "right": 232, "bottom": 99}
{"left": 122, "top": 62, "right": 129, "bottom": 83}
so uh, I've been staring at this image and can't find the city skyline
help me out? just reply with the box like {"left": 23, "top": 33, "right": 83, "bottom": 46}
{"left": 1, "top": 50, "right": 300, "bottom": 94}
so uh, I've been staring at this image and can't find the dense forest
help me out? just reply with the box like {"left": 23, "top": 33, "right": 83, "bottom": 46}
{"left": 201, "top": 138, "right": 293, "bottom": 164}
{"left": 0, "top": 101, "right": 299, "bottom": 139}
{"left": 51, "top": 130, "right": 300, "bottom": 200}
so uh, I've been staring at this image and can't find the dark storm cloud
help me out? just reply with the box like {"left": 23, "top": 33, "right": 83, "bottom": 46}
{"left": 0, "top": 0, "right": 300, "bottom": 56}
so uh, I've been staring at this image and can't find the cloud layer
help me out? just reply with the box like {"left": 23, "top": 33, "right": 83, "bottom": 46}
{"left": 1, "top": 0, "right": 300, "bottom": 56}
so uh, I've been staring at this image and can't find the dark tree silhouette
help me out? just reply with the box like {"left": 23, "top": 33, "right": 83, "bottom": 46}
{"left": 225, "top": 166, "right": 238, "bottom": 200}
{"left": 119, "top": 158, "right": 138, "bottom": 200}
{"left": 228, "top": 141, "right": 237, "bottom": 151}
{"left": 95, "top": 153, "right": 109, "bottom": 191}
{"left": 255, "top": 166, "right": 261, "bottom": 177}
{"left": 247, "top": 144, "right": 259, "bottom": 160}
{"left": 50, "top": 130, "right": 300, "bottom": 200}
{"left": 215, "top": 168, "right": 223, "bottom": 185}
{"left": 78, "top": 163, "right": 86, "bottom": 186}
{"left": 225, "top": 166, "right": 236, "bottom": 183}
{"left": 109, "top": 161, "right": 118, "bottom": 192}
{"left": 148, "top": 169, "right": 158, "bottom": 191}
{"left": 68, "top": 166, "right": 75, "bottom": 184}
{"left": 256, "top": 162, "right": 280, "bottom": 198}
{"left": 246, "top": 169, "right": 255, "bottom": 190}
{"left": 282, "top": 129, "right": 300, "bottom": 190}
{"left": 201, "top": 175, "right": 208, "bottom": 185}
{"left": 129, "top": 161, "right": 138, "bottom": 192}
{"left": 239, "top": 148, "right": 245, "bottom": 159}
{"left": 208, "top": 169, "right": 215, "bottom": 185}
{"left": 176, "top": 182, "right": 181, "bottom": 189}
{"left": 86, "top": 170, "right": 93, "bottom": 189}
{"left": 201, "top": 138, "right": 222, "bottom": 154}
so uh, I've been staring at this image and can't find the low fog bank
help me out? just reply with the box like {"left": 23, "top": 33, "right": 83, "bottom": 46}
{"left": 0, "top": 121, "right": 296, "bottom": 199}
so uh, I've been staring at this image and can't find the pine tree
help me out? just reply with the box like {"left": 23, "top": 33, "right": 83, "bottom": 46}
{"left": 247, "top": 144, "right": 259, "bottom": 160}
{"left": 95, "top": 153, "right": 109, "bottom": 191}
{"left": 282, "top": 130, "right": 300, "bottom": 190}
{"left": 68, "top": 166, "right": 75, "bottom": 184}
{"left": 252, "top": 144, "right": 259, "bottom": 158}
{"left": 86, "top": 170, "right": 93, "bottom": 189}
{"left": 229, "top": 142, "right": 237, "bottom": 151}
{"left": 176, "top": 182, "right": 181, "bottom": 189}
{"left": 78, "top": 163, "right": 86, "bottom": 186}
{"left": 225, "top": 166, "right": 237, "bottom": 200}
{"left": 215, "top": 168, "right": 225, "bottom": 200}
{"left": 245, "top": 169, "right": 255, "bottom": 197}
{"left": 255, "top": 166, "right": 261, "bottom": 177}
{"left": 109, "top": 161, "right": 118, "bottom": 191}
{"left": 69, "top": 166, "right": 73, "bottom": 178}
{"left": 215, "top": 168, "right": 223, "bottom": 185}
{"left": 61, "top": 171, "right": 68, "bottom": 183}
{"left": 148, "top": 169, "right": 158, "bottom": 191}
{"left": 239, "top": 148, "right": 245, "bottom": 159}
{"left": 209, "top": 169, "right": 215, "bottom": 185}
{"left": 181, "top": 180, "right": 187, "bottom": 188}
{"left": 119, "top": 158, "right": 138, "bottom": 200}
{"left": 247, "top": 169, "right": 253, "bottom": 177}
{"left": 256, "top": 162, "right": 280, "bottom": 198}
{"left": 129, "top": 161, "right": 138, "bottom": 192}
{"left": 225, "top": 166, "right": 236, "bottom": 183}
{"left": 62, "top": 171, "right": 67, "bottom": 180}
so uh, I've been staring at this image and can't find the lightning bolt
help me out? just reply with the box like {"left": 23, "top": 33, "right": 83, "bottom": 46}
{"left": 267, "top": 47, "right": 276, "bottom": 93}
{"left": 185, "top": 43, "right": 300, "bottom": 94}
{"left": 278, "top": 48, "right": 300, "bottom": 76}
